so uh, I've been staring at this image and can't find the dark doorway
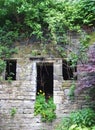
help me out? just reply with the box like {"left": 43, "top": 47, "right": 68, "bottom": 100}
{"left": 37, "top": 63, "right": 53, "bottom": 98}
{"left": 62, "top": 60, "right": 77, "bottom": 80}
{"left": 5, "top": 60, "right": 17, "bottom": 80}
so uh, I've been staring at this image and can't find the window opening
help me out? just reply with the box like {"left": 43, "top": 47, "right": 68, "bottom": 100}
{"left": 62, "top": 60, "right": 77, "bottom": 80}
{"left": 37, "top": 63, "right": 53, "bottom": 99}
{"left": 5, "top": 60, "right": 17, "bottom": 80}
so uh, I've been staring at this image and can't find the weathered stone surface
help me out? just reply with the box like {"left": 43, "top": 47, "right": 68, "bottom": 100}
{"left": 0, "top": 57, "right": 89, "bottom": 130}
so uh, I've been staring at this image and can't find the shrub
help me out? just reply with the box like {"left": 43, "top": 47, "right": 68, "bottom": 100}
{"left": 56, "top": 108, "right": 95, "bottom": 130}
{"left": 70, "top": 108, "right": 95, "bottom": 127}
{"left": 34, "top": 90, "right": 56, "bottom": 122}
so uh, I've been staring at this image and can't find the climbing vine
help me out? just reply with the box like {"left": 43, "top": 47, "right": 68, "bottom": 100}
{"left": 1, "top": 0, "right": 95, "bottom": 40}
{"left": 0, "top": 0, "right": 95, "bottom": 90}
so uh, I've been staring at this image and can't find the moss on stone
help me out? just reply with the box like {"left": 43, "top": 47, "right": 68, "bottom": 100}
{"left": 62, "top": 81, "right": 73, "bottom": 88}
{"left": 89, "top": 32, "right": 95, "bottom": 45}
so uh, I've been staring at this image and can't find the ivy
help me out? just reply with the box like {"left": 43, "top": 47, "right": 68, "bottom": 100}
{"left": 0, "top": 0, "right": 95, "bottom": 86}
{"left": 0, "top": 0, "right": 95, "bottom": 40}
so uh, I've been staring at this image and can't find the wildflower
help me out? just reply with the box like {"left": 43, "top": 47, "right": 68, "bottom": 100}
{"left": 48, "top": 96, "right": 50, "bottom": 98}
{"left": 37, "top": 92, "right": 39, "bottom": 95}
{"left": 43, "top": 93, "right": 45, "bottom": 96}
{"left": 39, "top": 90, "right": 42, "bottom": 93}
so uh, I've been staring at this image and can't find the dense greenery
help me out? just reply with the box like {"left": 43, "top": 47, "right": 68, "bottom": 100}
{"left": 0, "top": 0, "right": 95, "bottom": 67}
{"left": 56, "top": 108, "right": 95, "bottom": 130}
{"left": 34, "top": 90, "right": 56, "bottom": 122}
{"left": 0, "top": 0, "right": 95, "bottom": 98}
{"left": 0, "top": 24, "right": 18, "bottom": 73}
{"left": 0, "top": 0, "right": 95, "bottom": 39}
{"left": 0, "top": 0, "right": 95, "bottom": 127}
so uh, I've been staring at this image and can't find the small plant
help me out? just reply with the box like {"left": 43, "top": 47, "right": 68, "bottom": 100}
{"left": 7, "top": 76, "right": 12, "bottom": 83}
{"left": 56, "top": 108, "right": 95, "bottom": 130}
{"left": 31, "top": 50, "right": 38, "bottom": 56}
{"left": 68, "top": 82, "right": 76, "bottom": 100}
{"left": 7, "top": 72, "right": 14, "bottom": 83}
{"left": 10, "top": 108, "right": 17, "bottom": 117}
{"left": 70, "top": 108, "right": 95, "bottom": 127}
{"left": 34, "top": 90, "right": 56, "bottom": 122}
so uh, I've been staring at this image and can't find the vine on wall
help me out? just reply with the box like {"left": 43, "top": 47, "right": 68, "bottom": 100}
{"left": 0, "top": 0, "right": 95, "bottom": 94}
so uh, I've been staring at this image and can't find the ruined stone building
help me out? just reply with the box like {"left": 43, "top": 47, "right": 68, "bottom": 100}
{"left": 0, "top": 33, "right": 91, "bottom": 130}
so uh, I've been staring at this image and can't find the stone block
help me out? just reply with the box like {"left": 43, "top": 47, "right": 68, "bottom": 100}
{"left": 54, "top": 96, "right": 63, "bottom": 104}
{"left": 54, "top": 64, "right": 62, "bottom": 76}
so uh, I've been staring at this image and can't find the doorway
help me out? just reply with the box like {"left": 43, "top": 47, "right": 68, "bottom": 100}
{"left": 36, "top": 62, "right": 53, "bottom": 98}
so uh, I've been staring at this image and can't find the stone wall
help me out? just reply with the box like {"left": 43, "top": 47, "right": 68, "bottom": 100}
{"left": 0, "top": 57, "right": 88, "bottom": 130}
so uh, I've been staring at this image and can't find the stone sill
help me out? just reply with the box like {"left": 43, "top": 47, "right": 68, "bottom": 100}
{"left": 62, "top": 80, "right": 77, "bottom": 88}
{"left": 29, "top": 56, "right": 64, "bottom": 60}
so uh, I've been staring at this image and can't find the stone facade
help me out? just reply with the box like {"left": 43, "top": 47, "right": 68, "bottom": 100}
{"left": 0, "top": 57, "right": 88, "bottom": 130}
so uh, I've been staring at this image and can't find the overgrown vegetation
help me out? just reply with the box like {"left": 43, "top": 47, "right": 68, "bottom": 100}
{"left": 0, "top": 21, "right": 18, "bottom": 73}
{"left": 0, "top": 0, "right": 95, "bottom": 43}
{"left": 0, "top": 0, "right": 95, "bottom": 126}
{"left": 56, "top": 108, "right": 95, "bottom": 130}
{"left": 0, "top": 0, "right": 95, "bottom": 55}
{"left": 34, "top": 90, "right": 56, "bottom": 122}
{"left": 0, "top": 0, "right": 94, "bottom": 71}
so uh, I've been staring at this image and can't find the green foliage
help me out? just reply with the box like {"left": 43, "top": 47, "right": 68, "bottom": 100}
{"left": 70, "top": 108, "right": 95, "bottom": 127}
{"left": 0, "top": 20, "right": 18, "bottom": 74}
{"left": 76, "top": 0, "right": 95, "bottom": 26}
{"left": 10, "top": 107, "right": 17, "bottom": 117}
{"left": 92, "top": 126, "right": 95, "bottom": 130}
{"left": 56, "top": 117, "right": 71, "bottom": 130}
{"left": 0, "top": 59, "right": 6, "bottom": 74}
{"left": 78, "top": 33, "right": 90, "bottom": 62}
{"left": 68, "top": 32, "right": 90, "bottom": 66}
{"left": 34, "top": 90, "right": 56, "bottom": 122}
{"left": 31, "top": 50, "right": 39, "bottom": 56}
{"left": 7, "top": 76, "right": 13, "bottom": 83}
{"left": 89, "top": 32, "right": 95, "bottom": 45}
{"left": 56, "top": 46, "right": 67, "bottom": 57}
{"left": 1, "top": 0, "right": 95, "bottom": 41}
{"left": 0, "top": 0, "right": 94, "bottom": 72}
{"left": 67, "top": 52, "right": 78, "bottom": 68}
{"left": 69, "top": 124, "right": 95, "bottom": 130}
{"left": 68, "top": 82, "right": 76, "bottom": 100}
{"left": 56, "top": 108, "right": 95, "bottom": 130}
{"left": 0, "top": 46, "right": 17, "bottom": 75}
{"left": 69, "top": 124, "right": 91, "bottom": 130}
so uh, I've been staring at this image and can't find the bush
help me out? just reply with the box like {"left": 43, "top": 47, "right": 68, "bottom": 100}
{"left": 70, "top": 108, "right": 95, "bottom": 127}
{"left": 34, "top": 90, "right": 56, "bottom": 122}
{"left": 56, "top": 108, "right": 95, "bottom": 130}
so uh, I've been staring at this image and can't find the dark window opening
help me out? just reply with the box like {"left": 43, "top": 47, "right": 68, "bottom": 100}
{"left": 37, "top": 63, "right": 53, "bottom": 99}
{"left": 5, "top": 60, "right": 17, "bottom": 80}
{"left": 62, "top": 60, "right": 77, "bottom": 80}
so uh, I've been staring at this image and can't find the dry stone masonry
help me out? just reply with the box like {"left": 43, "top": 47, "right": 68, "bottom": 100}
{"left": 0, "top": 57, "right": 88, "bottom": 130}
